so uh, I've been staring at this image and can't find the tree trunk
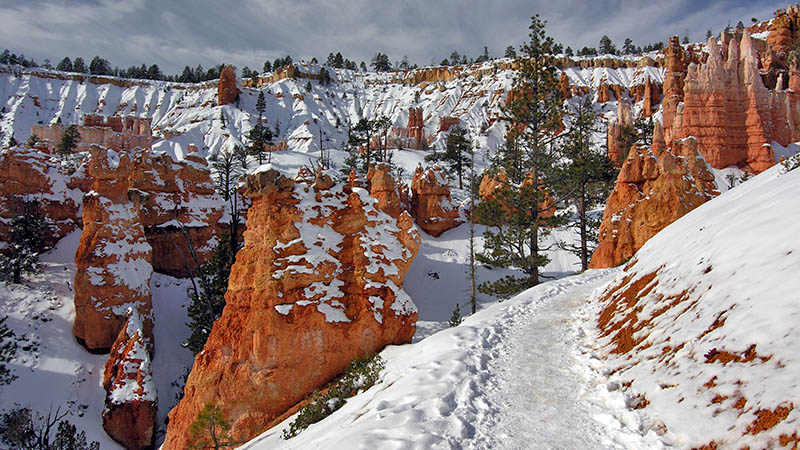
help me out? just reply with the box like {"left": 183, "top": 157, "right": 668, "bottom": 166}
{"left": 469, "top": 149, "right": 476, "bottom": 314}
{"left": 578, "top": 185, "right": 588, "bottom": 271}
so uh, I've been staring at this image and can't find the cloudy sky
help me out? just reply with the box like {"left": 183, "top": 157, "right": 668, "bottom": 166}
{"left": 0, "top": 0, "right": 789, "bottom": 75}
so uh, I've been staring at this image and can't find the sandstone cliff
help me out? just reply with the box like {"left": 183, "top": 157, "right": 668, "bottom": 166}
{"left": 102, "top": 308, "right": 157, "bottom": 450}
{"left": 162, "top": 168, "right": 420, "bottom": 449}
{"left": 590, "top": 137, "right": 718, "bottom": 268}
{"left": 410, "top": 165, "right": 462, "bottom": 236}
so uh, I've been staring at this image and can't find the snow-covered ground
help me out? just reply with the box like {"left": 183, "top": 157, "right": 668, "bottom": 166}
{"left": 241, "top": 268, "right": 665, "bottom": 450}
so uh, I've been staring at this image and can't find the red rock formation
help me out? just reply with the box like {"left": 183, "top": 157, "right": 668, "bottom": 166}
{"left": 0, "top": 147, "right": 82, "bottom": 250}
{"left": 218, "top": 65, "right": 239, "bottom": 106}
{"left": 73, "top": 146, "right": 154, "bottom": 351}
{"left": 367, "top": 163, "right": 405, "bottom": 218}
{"left": 130, "top": 152, "right": 224, "bottom": 277}
{"left": 677, "top": 33, "right": 784, "bottom": 173}
{"left": 589, "top": 137, "right": 718, "bottom": 268}
{"left": 560, "top": 72, "right": 572, "bottom": 99}
{"left": 662, "top": 36, "right": 688, "bottom": 146}
{"left": 476, "top": 168, "right": 556, "bottom": 225}
{"left": 438, "top": 116, "right": 460, "bottom": 133}
{"left": 162, "top": 168, "right": 420, "bottom": 449}
{"left": 767, "top": 7, "right": 798, "bottom": 58}
{"left": 607, "top": 99, "right": 634, "bottom": 165}
{"left": 102, "top": 308, "right": 156, "bottom": 450}
{"left": 31, "top": 115, "right": 153, "bottom": 154}
{"left": 407, "top": 107, "right": 425, "bottom": 149}
{"left": 410, "top": 165, "right": 462, "bottom": 236}
{"left": 641, "top": 79, "right": 661, "bottom": 118}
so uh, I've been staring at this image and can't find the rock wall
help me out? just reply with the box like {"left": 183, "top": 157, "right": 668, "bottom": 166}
{"left": 0, "top": 147, "right": 82, "bottom": 251}
{"left": 659, "top": 32, "right": 793, "bottom": 173}
{"left": 73, "top": 146, "right": 154, "bottom": 352}
{"left": 162, "top": 168, "right": 420, "bottom": 449}
{"left": 217, "top": 65, "right": 239, "bottom": 106}
{"left": 31, "top": 115, "right": 153, "bottom": 155}
{"left": 102, "top": 308, "right": 156, "bottom": 450}
{"left": 410, "top": 165, "right": 462, "bottom": 236}
{"left": 589, "top": 137, "right": 718, "bottom": 268}
{"left": 607, "top": 99, "right": 633, "bottom": 165}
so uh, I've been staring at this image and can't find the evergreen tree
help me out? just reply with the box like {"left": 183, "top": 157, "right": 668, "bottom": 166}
{"left": 255, "top": 91, "right": 266, "bottom": 118}
{"left": 147, "top": 64, "right": 162, "bottom": 80}
{"left": 245, "top": 118, "right": 273, "bottom": 166}
{"left": 333, "top": 52, "right": 344, "bottom": 69}
{"left": 348, "top": 118, "right": 376, "bottom": 172}
{"left": 262, "top": 60, "right": 272, "bottom": 73}
{"left": 325, "top": 52, "right": 336, "bottom": 67}
{"left": 179, "top": 65, "right": 195, "bottom": 83}
{"left": 622, "top": 38, "right": 636, "bottom": 54}
{"left": 183, "top": 231, "right": 237, "bottom": 354}
{"left": 370, "top": 53, "right": 391, "bottom": 72}
{"left": 359, "top": 61, "right": 367, "bottom": 72}
{"left": 55, "top": 57, "right": 73, "bottom": 72}
{"left": 504, "top": 45, "right": 517, "bottom": 58}
{"left": 706, "top": 28, "right": 713, "bottom": 39}
{"left": 616, "top": 116, "right": 654, "bottom": 163}
{"left": 474, "top": 15, "right": 565, "bottom": 296}
{"left": 0, "top": 49, "right": 9, "bottom": 64}
{"left": 0, "top": 315, "right": 19, "bottom": 386}
{"left": 88, "top": 56, "right": 111, "bottom": 75}
{"left": 554, "top": 97, "right": 616, "bottom": 270}
{"left": 373, "top": 115, "right": 392, "bottom": 162}
{"left": 682, "top": 31, "right": 690, "bottom": 45}
{"left": 599, "top": 35, "right": 616, "bottom": 54}
{"left": 0, "top": 200, "right": 52, "bottom": 284}
{"left": 425, "top": 126, "right": 472, "bottom": 189}
{"left": 187, "top": 404, "right": 238, "bottom": 449}
{"left": 72, "top": 57, "right": 87, "bottom": 73}
{"left": 565, "top": 46, "right": 573, "bottom": 57}
{"left": 398, "top": 55, "right": 411, "bottom": 70}
{"left": 57, "top": 125, "right": 80, "bottom": 156}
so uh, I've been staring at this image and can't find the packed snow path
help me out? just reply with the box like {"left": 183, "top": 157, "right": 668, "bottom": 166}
{"left": 243, "top": 269, "right": 662, "bottom": 449}
{"left": 491, "top": 273, "right": 646, "bottom": 449}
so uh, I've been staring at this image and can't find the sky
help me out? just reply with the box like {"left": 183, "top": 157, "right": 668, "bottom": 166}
{"left": 0, "top": 0, "right": 790, "bottom": 75}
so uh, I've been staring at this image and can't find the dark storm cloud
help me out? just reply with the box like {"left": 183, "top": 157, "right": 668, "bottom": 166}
{"left": 0, "top": 0, "right": 789, "bottom": 75}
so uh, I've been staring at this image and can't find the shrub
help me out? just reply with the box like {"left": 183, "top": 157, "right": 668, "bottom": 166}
{"left": 282, "top": 353, "right": 385, "bottom": 439}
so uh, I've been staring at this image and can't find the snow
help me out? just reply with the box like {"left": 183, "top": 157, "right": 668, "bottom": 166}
{"left": 583, "top": 163, "right": 800, "bottom": 448}
{"left": 240, "top": 269, "right": 660, "bottom": 450}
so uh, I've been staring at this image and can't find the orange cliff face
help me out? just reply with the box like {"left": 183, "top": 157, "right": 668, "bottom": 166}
{"left": 410, "top": 165, "right": 463, "bottom": 237}
{"left": 162, "top": 168, "right": 420, "bottom": 450}
{"left": 218, "top": 65, "right": 239, "bottom": 106}
{"left": 589, "top": 137, "right": 718, "bottom": 269}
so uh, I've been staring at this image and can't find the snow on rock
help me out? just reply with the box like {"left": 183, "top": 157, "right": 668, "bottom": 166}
{"left": 589, "top": 163, "right": 800, "bottom": 448}
{"left": 73, "top": 146, "right": 154, "bottom": 352}
{"left": 590, "top": 137, "right": 719, "bottom": 269}
{"left": 102, "top": 307, "right": 157, "bottom": 450}
{"left": 162, "top": 168, "right": 420, "bottom": 449}
{"left": 0, "top": 146, "right": 83, "bottom": 250}
{"left": 410, "top": 165, "right": 463, "bottom": 237}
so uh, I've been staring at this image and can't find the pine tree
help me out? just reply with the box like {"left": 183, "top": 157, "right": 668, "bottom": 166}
{"left": 348, "top": 118, "right": 376, "bottom": 173}
{"left": 262, "top": 60, "right": 272, "bottom": 73}
{"left": 554, "top": 97, "right": 616, "bottom": 270}
{"left": 706, "top": 28, "right": 713, "bottom": 39}
{"left": 475, "top": 14, "right": 565, "bottom": 296}
{"left": 73, "top": 57, "right": 87, "bottom": 73}
{"left": 0, "top": 315, "right": 19, "bottom": 386}
{"left": 255, "top": 91, "right": 266, "bottom": 118}
{"left": 599, "top": 35, "right": 616, "bottom": 54}
{"left": 56, "top": 57, "right": 73, "bottom": 72}
{"left": 57, "top": 124, "right": 80, "bottom": 156}
{"left": 504, "top": 45, "right": 517, "bottom": 58}
{"left": 187, "top": 404, "right": 238, "bottom": 450}
{"left": 0, "top": 200, "right": 52, "bottom": 284}
{"left": 184, "top": 232, "right": 236, "bottom": 354}
{"left": 425, "top": 126, "right": 472, "bottom": 189}
{"left": 370, "top": 53, "right": 391, "bottom": 72}
{"left": 245, "top": 123, "right": 272, "bottom": 166}
{"left": 623, "top": 38, "right": 636, "bottom": 54}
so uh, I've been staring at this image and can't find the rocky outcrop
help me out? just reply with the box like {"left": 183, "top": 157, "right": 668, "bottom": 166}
{"left": 476, "top": 168, "right": 556, "bottom": 226}
{"left": 0, "top": 147, "right": 82, "bottom": 251}
{"left": 162, "top": 168, "right": 420, "bottom": 449}
{"left": 607, "top": 99, "right": 633, "bottom": 165}
{"left": 102, "top": 308, "right": 156, "bottom": 450}
{"left": 438, "top": 116, "right": 460, "bottom": 133}
{"left": 31, "top": 115, "right": 152, "bottom": 155}
{"left": 73, "top": 146, "right": 154, "bottom": 352}
{"left": 410, "top": 165, "right": 462, "bottom": 236}
{"left": 388, "top": 108, "right": 427, "bottom": 150}
{"left": 130, "top": 152, "right": 224, "bottom": 277}
{"left": 217, "top": 65, "right": 239, "bottom": 105}
{"left": 367, "top": 164, "right": 406, "bottom": 218}
{"left": 589, "top": 137, "right": 718, "bottom": 268}
{"left": 661, "top": 32, "right": 788, "bottom": 173}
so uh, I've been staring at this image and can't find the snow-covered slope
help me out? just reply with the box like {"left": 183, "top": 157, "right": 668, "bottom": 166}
{"left": 587, "top": 162, "right": 800, "bottom": 448}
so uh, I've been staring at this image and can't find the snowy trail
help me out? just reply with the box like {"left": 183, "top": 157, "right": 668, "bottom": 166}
{"left": 244, "top": 268, "right": 661, "bottom": 450}
{"left": 490, "top": 277, "right": 624, "bottom": 449}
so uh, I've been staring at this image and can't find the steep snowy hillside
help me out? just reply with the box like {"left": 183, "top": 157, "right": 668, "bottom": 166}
{"left": 587, "top": 161, "right": 800, "bottom": 448}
